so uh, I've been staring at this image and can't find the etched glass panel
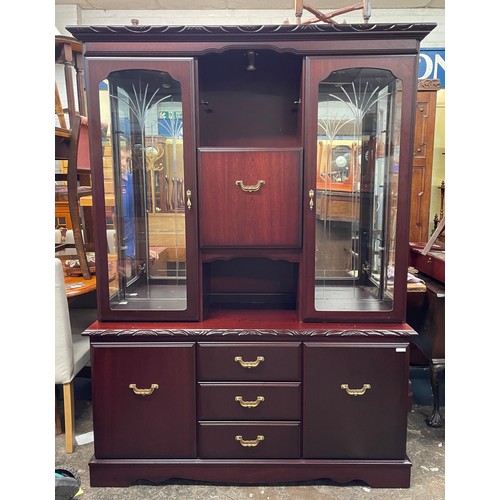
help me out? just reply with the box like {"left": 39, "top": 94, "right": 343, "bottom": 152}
{"left": 314, "top": 68, "right": 401, "bottom": 312}
{"left": 99, "top": 69, "right": 187, "bottom": 311}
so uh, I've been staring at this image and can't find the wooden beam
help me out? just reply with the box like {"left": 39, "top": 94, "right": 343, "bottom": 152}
{"left": 295, "top": 0, "right": 304, "bottom": 23}
{"left": 421, "top": 216, "right": 445, "bottom": 256}
{"left": 300, "top": 2, "right": 370, "bottom": 25}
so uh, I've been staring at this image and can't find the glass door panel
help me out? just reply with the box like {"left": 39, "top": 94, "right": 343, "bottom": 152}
{"left": 314, "top": 67, "right": 402, "bottom": 312}
{"left": 99, "top": 68, "right": 188, "bottom": 311}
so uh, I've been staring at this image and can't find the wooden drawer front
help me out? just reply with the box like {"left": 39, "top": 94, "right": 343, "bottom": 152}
{"left": 303, "top": 342, "right": 410, "bottom": 460}
{"left": 198, "top": 422, "right": 301, "bottom": 458}
{"left": 91, "top": 343, "right": 196, "bottom": 459}
{"left": 198, "top": 382, "right": 301, "bottom": 420}
{"left": 198, "top": 149, "right": 302, "bottom": 247}
{"left": 316, "top": 191, "right": 356, "bottom": 223}
{"left": 197, "top": 343, "right": 301, "bottom": 381}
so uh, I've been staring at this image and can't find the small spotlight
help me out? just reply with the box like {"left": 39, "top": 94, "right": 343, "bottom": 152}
{"left": 245, "top": 50, "right": 256, "bottom": 71}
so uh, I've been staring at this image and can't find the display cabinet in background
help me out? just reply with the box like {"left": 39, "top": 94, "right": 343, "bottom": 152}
{"left": 68, "top": 22, "right": 435, "bottom": 489}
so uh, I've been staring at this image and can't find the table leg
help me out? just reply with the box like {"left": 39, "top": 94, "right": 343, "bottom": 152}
{"left": 426, "top": 361, "right": 444, "bottom": 427}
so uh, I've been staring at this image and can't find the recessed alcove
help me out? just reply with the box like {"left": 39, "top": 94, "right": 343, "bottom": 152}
{"left": 198, "top": 49, "right": 303, "bottom": 148}
{"left": 203, "top": 257, "right": 298, "bottom": 309}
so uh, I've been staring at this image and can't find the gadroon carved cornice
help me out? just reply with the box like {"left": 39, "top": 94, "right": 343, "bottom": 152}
{"left": 67, "top": 23, "right": 436, "bottom": 43}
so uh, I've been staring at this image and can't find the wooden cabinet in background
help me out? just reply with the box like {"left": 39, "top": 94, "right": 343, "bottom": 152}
{"left": 409, "top": 79, "right": 440, "bottom": 242}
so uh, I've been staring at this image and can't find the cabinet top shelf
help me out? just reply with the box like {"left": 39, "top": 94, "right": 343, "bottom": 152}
{"left": 83, "top": 309, "right": 417, "bottom": 339}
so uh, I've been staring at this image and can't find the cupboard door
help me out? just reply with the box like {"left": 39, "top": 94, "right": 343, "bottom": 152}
{"left": 85, "top": 57, "right": 200, "bottom": 321}
{"left": 91, "top": 343, "right": 196, "bottom": 459}
{"left": 198, "top": 149, "right": 302, "bottom": 247}
{"left": 301, "top": 56, "right": 419, "bottom": 322}
{"left": 303, "top": 342, "right": 410, "bottom": 459}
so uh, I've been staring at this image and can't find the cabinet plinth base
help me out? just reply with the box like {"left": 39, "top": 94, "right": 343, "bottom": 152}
{"left": 88, "top": 457, "right": 412, "bottom": 488}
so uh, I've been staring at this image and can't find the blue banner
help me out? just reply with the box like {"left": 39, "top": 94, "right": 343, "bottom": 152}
{"left": 419, "top": 49, "right": 445, "bottom": 88}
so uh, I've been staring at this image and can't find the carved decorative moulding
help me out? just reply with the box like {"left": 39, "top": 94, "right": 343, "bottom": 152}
{"left": 417, "top": 78, "right": 441, "bottom": 90}
{"left": 84, "top": 327, "right": 417, "bottom": 337}
{"left": 67, "top": 23, "right": 436, "bottom": 43}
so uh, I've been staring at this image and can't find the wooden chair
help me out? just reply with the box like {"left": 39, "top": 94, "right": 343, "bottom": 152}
{"left": 55, "top": 35, "right": 94, "bottom": 279}
{"left": 55, "top": 113, "right": 93, "bottom": 279}
{"left": 55, "top": 35, "right": 86, "bottom": 128}
{"left": 294, "top": 0, "right": 372, "bottom": 24}
{"left": 55, "top": 35, "right": 87, "bottom": 167}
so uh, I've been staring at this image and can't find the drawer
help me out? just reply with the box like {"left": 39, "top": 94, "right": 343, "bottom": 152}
{"left": 198, "top": 149, "right": 302, "bottom": 247}
{"left": 198, "top": 422, "right": 301, "bottom": 458}
{"left": 197, "top": 342, "right": 301, "bottom": 381}
{"left": 198, "top": 382, "right": 301, "bottom": 420}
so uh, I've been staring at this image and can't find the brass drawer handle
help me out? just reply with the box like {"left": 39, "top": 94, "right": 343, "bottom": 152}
{"left": 129, "top": 383, "right": 159, "bottom": 396}
{"left": 234, "top": 355, "right": 265, "bottom": 368}
{"left": 235, "top": 435, "right": 265, "bottom": 447}
{"left": 235, "top": 395, "right": 265, "bottom": 408}
{"left": 235, "top": 179, "right": 265, "bottom": 192}
{"left": 341, "top": 383, "right": 371, "bottom": 396}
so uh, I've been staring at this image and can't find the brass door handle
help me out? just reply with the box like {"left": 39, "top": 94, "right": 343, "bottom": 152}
{"left": 234, "top": 355, "right": 265, "bottom": 368}
{"left": 235, "top": 395, "right": 265, "bottom": 408}
{"left": 235, "top": 179, "right": 265, "bottom": 192}
{"left": 235, "top": 435, "right": 265, "bottom": 447}
{"left": 309, "top": 189, "right": 315, "bottom": 210}
{"left": 341, "top": 383, "right": 371, "bottom": 396}
{"left": 129, "top": 383, "right": 159, "bottom": 396}
{"left": 186, "top": 189, "right": 192, "bottom": 210}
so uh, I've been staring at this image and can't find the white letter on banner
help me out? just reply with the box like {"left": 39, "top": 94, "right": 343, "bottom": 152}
{"left": 433, "top": 54, "right": 445, "bottom": 79}
{"left": 419, "top": 53, "right": 433, "bottom": 79}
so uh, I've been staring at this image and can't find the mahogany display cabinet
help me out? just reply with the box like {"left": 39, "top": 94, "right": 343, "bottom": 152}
{"left": 67, "top": 22, "right": 435, "bottom": 488}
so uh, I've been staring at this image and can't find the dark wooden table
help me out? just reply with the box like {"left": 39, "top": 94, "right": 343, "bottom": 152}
{"left": 407, "top": 273, "right": 445, "bottom": 427}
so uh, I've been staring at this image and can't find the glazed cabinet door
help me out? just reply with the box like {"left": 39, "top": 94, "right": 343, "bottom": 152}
{"left": 301, "top": 56, "right": 419, "bottom": 322}
{"left": 91, "top": 342, "right": 196, "bottom": 459}
{"left": 85, "top": 57, "right": 200, "bottom": 320}
{"left": 303, "top": 342, "right": 410, "bottom": 459}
